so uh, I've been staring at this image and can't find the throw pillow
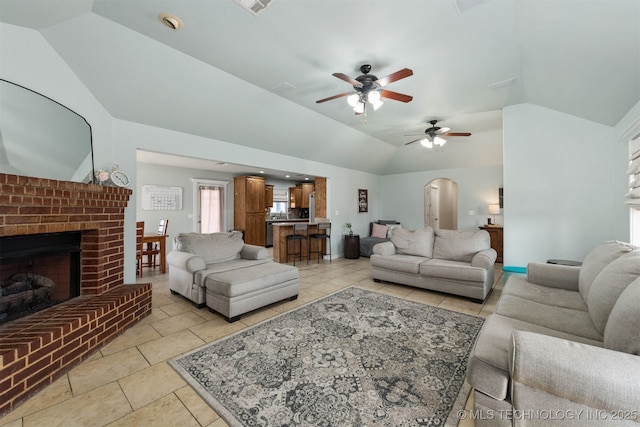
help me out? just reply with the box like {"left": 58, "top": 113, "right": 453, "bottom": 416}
{"left": 371, "top": 222, "right": 388, "bottom": 238}
{"left": 390, "top": 227, "right": 434, "bottom": 258}
{"left": 387, "top": 224, "right": 401, "bottom": 238}
{"left": 433, "top": 229, "right": 490, "bottom": 262}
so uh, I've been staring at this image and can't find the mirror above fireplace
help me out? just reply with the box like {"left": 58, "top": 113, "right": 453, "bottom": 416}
{"left": 0, "top": 79, "right": 94, "bottom": 183}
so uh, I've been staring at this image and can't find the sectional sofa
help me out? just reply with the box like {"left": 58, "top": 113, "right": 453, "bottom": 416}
{"left": 467, "top": 240, "right": 640, "bottom": 426}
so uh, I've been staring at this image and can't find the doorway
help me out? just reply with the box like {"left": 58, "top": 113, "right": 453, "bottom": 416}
{"left": 425, "top": 178, "right": 458, "bottom": 230}
{"left": 192, "top": 179, "right": 229, "bottom": 233}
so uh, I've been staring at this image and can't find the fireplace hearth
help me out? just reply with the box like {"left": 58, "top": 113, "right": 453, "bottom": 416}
{"left": 1, "top": 232, "right": 81, "bottom": 324}
{"left": 0, "top": 173, "right": 152, "bottom": 416}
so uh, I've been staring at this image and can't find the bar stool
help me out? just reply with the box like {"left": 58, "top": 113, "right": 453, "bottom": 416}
{"left": 286, "top": 223, "right": 308, "bottom": 266}
{"left": 308, "top": 222, "right": 331, "bottom": 263}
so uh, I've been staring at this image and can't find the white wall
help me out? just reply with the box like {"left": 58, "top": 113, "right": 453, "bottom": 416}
{"left": 380, "top": 165, "right": 504, "bottom": 231}
{"left": 136, "top": 162, "right": 237, "bottom": 238}
{"left": 0, "top": 24, "right": 113, "bottom": 168}
{"left": 503, "top": 103, "right": 629, "bottom": 267}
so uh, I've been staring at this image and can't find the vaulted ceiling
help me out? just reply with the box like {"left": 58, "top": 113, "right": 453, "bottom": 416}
{"left": 1, "top": 0, "right": 638, "bottom": 175}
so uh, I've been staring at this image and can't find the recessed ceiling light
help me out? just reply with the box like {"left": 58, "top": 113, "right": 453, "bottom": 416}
{"left": 158, "top": 13, "right": 184, "bottom": 30}
{"left": 285, "top": 175, "right": 290, "bottom": 178}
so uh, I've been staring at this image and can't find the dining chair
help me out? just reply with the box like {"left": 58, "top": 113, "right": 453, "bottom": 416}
{"left": 136, "top": 221, "right": 144, "bottom": 276}
{"left": 145, "top": 219, "right": 169, "bottom": 268}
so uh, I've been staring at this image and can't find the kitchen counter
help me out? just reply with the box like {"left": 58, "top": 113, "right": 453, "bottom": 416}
{"left": 272, "top": 222, "right": 330, "bottom": 263}
{"left": 266, "top": 219, "right": 309, "bottom": 223}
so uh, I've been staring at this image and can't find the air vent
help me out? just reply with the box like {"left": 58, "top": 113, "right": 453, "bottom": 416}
{"left": 234, "top": 0, "right": 275, "bottom": 16}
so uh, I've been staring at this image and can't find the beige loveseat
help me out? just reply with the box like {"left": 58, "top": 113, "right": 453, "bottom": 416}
{"left": 370, "top": 227, "right": 497, "bottom": 301}
{"left": 167, "top": 231, "right": 299, "bottom": 321}
{"left": 467, "top": 241, "right": 640, "bottom": 426}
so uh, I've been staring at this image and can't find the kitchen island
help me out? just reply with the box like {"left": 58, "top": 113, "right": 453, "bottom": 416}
{"left": 272, "top": 221, "right": 330, "bottom": 263}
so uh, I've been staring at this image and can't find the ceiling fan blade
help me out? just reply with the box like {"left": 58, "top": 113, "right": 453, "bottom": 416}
{"left": 380, "top": 89, "right": 413, "bottom": 103}
{"left": 316, "top": 92, "right": 349, "bottom": 103}
{"left": 376, "top": 68, "right": 413, "bottom": 87}
{"left": 444, "top": 132, "right": 472, "bottom": 137}
{"left": 404, "top": 138, "right": 421, "bottom": 146}
{"left": 332, "top": 72, "right": 361, "bottom": 86}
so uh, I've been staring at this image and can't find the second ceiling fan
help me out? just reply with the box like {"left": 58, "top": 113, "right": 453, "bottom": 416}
{"left": 316, "top": 64, "right": 413, "bottom": 114}
{"left": 405, "top": 120, "right": 471, "bottom": 148}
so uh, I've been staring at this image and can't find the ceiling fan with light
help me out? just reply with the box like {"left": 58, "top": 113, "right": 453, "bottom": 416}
{"left": 404, "top": 120, "right": 471, "bottom": 149}
{"left": 316, "top": 64, "right": 413, "bottom": 114}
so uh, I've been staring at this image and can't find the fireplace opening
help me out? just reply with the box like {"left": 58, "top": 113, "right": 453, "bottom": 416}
{"left": 1, "top": 231, "right": 81, "bottom": 324}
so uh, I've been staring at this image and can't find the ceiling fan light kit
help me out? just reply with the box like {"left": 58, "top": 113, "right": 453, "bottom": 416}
{"left": 316, "top": 64, "right": 413, "bottom": 115}
{"left": 405, "top": 120, "right": 471, "bottom": 149}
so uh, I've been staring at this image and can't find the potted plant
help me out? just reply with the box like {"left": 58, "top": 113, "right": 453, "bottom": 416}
{"left": 345, "top": 222, "right": 353, "bottom": 236}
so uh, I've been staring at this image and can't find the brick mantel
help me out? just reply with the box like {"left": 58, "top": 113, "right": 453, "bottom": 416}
{"left": 0, "top": 173, "right": 133, "bottom": 295}
{"left": 0, "top": 173, "right": 152, "bottom": 415}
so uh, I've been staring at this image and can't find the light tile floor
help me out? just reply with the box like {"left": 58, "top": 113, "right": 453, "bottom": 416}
{"left": 0, "top": 256, "right": 503, "bottom": 427}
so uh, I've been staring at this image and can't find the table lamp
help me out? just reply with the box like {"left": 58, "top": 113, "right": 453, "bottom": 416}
{"left": 488, "top": 204, "right": 501, "bottom": 225}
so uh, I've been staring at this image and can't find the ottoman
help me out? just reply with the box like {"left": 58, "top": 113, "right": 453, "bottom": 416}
{"left": 204, "top": 262, "right": 299, "bottom": 322}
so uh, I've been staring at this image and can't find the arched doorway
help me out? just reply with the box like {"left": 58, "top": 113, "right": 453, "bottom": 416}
{"left": 424, "top": 178, "right": 458, "bottom": 230}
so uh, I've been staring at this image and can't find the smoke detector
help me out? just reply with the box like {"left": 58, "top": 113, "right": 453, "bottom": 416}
{"left": 158, "top": 13, "right": 184, "bottom": 30}
{"left": 234, "top": 0, "right": 275, "bottom": 16}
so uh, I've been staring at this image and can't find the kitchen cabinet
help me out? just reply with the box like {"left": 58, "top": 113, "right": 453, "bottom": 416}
{"left": 289, "top": 186, "right": 302, "bottom": 208}
{"left": 265, "top": 184, "right": 274, "bottom": 208}
{"left": 234, "top": 176, "right": 266, "bottom": 246}
{"left": 300, "top": 183, "right": 314, "bottom": 208}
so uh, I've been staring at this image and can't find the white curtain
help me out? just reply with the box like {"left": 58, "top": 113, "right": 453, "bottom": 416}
{"left": 200, "top": 185, "right": 223, "bottom": 233}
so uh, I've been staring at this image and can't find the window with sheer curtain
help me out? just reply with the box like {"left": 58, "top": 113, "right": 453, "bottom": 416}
{"left": 199, "top": 185, "right": 223, "bottom": 233}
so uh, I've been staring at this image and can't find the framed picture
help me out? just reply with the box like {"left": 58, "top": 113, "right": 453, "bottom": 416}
{"left": 358, "top": 189, "right": 368, "bottom": 213}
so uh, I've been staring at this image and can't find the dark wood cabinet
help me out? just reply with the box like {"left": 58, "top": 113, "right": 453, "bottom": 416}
{"left": 344, "top": 235, "right": 360, "bottom": 259}
{"left": 265, "top": 184, "right": 274, "bottom": 208}
{"left": 480, "top": 225, "right": 503, "bottom": 263}
{"left": 289, "top": 186, "right": 301, "bottom": 208}
{"left": 300, "top": 183, "right": 314, "bottom": 208}
{"left": 234, "top": 176, "right": 266, "bottom": 246}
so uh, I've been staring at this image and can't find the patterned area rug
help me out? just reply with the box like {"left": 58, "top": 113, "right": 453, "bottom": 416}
{"left": 169, "top": 287, "right": 483, "bottom": 426}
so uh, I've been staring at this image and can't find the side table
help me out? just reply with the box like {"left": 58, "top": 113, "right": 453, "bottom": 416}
{"left": 480, "top": 225, "right": 503, "bottom": 263}
{"left": 344, "top": 234, "right": 360, "bottom": 259}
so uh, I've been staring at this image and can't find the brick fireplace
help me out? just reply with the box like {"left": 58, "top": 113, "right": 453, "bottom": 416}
{"left": 0, "top": 173, "right": 152, "bottom": 415}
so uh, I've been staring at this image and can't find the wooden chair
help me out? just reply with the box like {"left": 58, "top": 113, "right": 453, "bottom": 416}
{"left": 144, "top": 219, "right": 169, "bottom": 269}
{"left": 136, "top": 221, "right": 144, "bottom": 276}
